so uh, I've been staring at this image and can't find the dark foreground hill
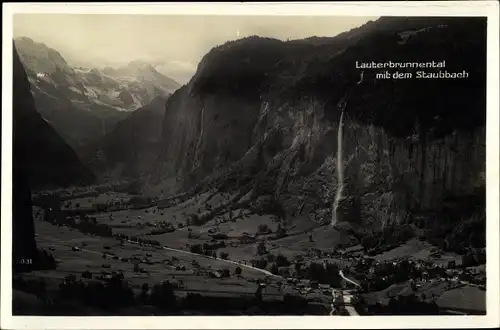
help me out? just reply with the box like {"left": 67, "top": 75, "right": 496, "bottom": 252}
{"left": 150, "top": 17, "right": 485, "bottom": 252}
{"left": 13, "top": 44, "right": 95, "bottom": 269}
{"left": 13, "top": 45, "right": 95, "bottom": 189}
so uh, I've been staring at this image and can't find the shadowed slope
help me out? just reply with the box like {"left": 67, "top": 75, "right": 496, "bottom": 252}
{"left": 12, "top": 44, "right": 95, "bottom": 271}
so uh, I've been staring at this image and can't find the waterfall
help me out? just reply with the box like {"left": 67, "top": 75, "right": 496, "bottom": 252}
{"left": 330, "top": 70, "right": 364, "bottom": 227}
{"left": 331, "top": 111, "right": 345, "bottom": 227}
{"left": 194, "top": 107, "right": 205, "bottom": 166}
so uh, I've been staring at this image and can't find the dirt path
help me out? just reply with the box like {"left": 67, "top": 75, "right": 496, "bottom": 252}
{"left": 339, "top": 270, "right": 361, "bottom": 288}
{"left": 341, "top": 291, "right": 360, "bottom": 316}
{"left": 337, "top": 270, "right": 361, "bottom": 316}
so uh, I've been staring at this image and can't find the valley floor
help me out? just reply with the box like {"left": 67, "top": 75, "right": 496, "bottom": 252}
{"left": 13, "top": 186, "right": 486, "bottom": 316}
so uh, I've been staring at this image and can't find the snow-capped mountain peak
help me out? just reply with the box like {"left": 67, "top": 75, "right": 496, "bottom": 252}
{"left": 14, "top": 37, "right": 181, "bottom": 113}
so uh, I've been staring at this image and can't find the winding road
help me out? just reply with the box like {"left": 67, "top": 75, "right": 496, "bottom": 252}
{"left": 42, "top": 220, "right": 361, "bottom": 315}
{"left": 133, "top": 240, "right": 280, "bottom": 277}
{"left": 161, "top": 243, "right": 362, "bottom": 316}
{"left": 339, "top": 270, "right": 361, "bottom": 288}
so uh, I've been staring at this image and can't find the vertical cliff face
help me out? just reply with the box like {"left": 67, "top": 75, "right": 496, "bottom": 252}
{"left": 158, "top": 37, "right": 288, "bottom": 190}
{"left": 154, "top": 17, "right": 485, "bottom": 249}
{"left": 159, "top": 86, "right": 262, "bottom": 189}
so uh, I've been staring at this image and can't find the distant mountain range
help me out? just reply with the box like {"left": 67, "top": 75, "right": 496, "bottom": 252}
{"left": 14, "top": 37, "right": 181, "bottom": 149}
{"left": 149, "top": 60, "right": 197, "bottom": 85}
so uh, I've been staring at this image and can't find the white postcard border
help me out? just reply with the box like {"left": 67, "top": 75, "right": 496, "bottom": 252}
{"left": 2, "top": 2, "right": 499, "bottom": 329}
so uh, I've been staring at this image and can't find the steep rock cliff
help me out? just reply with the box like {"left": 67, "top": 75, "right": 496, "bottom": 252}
{"left": 155, "top": 17, "right": 486, "bottom": 250}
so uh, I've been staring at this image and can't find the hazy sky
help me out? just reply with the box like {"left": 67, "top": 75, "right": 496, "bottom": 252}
{"left": 13, "top": 14, "right": 376, "bottom": 83}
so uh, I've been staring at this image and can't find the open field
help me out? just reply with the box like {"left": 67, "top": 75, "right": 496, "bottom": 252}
{"left": 27, "top": 215, "right": 333, "bottom": 305}
{"left": 17, "top": 188, "right": 486, "bottom": 316}
{"left": 372, "top": 239, "right": 462, "bottom": 265}
{"left": 33, "top": 220, "right": 269, "bottom": 295}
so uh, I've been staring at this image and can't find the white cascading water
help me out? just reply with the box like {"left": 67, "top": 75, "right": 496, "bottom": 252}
{"left": 194, "top": 107, "right": 205, "bottom": 166}
{"left": 331, "top": 110, "right": 345, "bottom": 227}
